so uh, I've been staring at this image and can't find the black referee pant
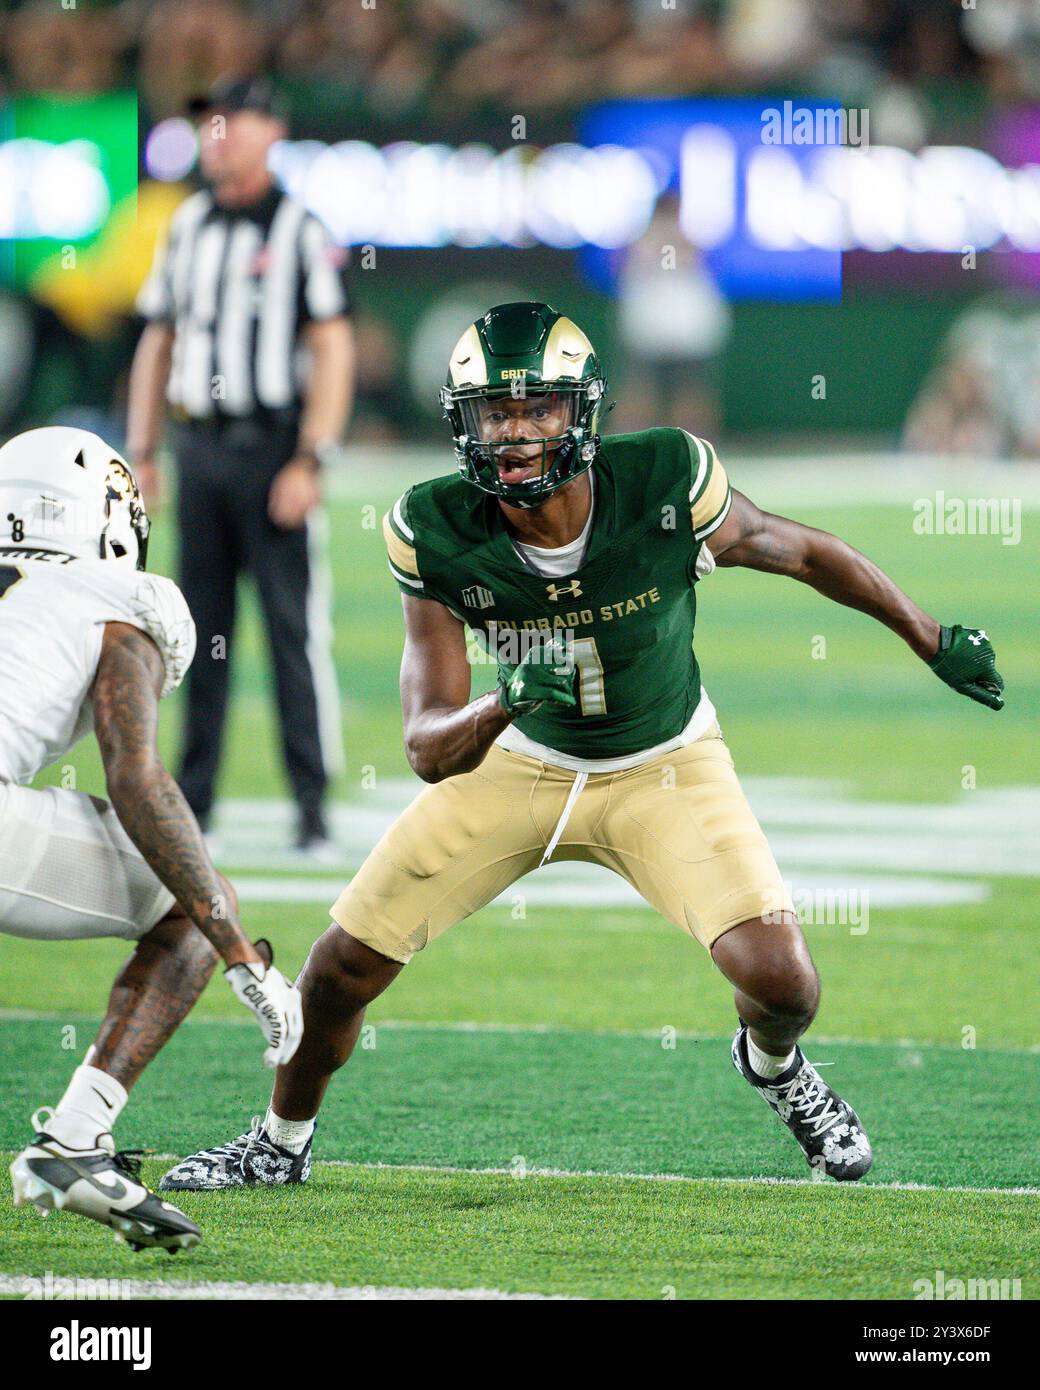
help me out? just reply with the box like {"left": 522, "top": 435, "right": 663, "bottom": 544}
{"left": 173, "top": 417, "right": 339, "bottom": 830}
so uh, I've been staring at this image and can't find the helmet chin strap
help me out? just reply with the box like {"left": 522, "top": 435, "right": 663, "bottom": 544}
{"left": 132, "top": 503, "right": 150, "bottom": 571}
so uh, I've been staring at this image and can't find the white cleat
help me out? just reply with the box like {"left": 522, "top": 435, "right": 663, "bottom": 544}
{"left": 10, "top": 1108, "right": 202, "bottom": 1252}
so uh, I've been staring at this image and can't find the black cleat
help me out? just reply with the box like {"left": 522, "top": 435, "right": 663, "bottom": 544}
{"left": 10, "top": 1109, "right": 201, "bottom": 1251}
{"left": 160, "top": 1117, "right": 312, "bottom": 1191}
{"left": 293, "top": 806, "right": 339, "bottom": 863}
{"left": 732, "top": 1026, "right": 873, "bottom": 1181}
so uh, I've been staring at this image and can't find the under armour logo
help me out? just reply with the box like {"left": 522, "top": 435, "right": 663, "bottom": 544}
{"left": 968, "top": 630, "right": 988, "bottom": 645}
{"left": 546, "top": 579, "right": 582, "bottom": 602}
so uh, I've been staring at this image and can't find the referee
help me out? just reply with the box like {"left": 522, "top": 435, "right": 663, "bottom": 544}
{"left": 127, "top": 77, "right": 354, "bottom": 856}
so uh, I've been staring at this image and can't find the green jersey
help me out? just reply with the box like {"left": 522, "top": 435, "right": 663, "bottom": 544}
{"left": 383, "top": 427, "right": 732, "bottom": 761}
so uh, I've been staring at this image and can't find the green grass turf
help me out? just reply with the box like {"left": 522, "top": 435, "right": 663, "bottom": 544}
{"left": 2, "top": 1023, "right": 1038, "bottom": 1190}
{"left": 3, "top": 1165, "right": 1037, "bottom": 1301}
{"left": 3, "top": 878, "right": 1037, "bottom": 1046}
{"left": 2, "top": 477, "right": 1037, "bottom": 1298}
{"left": 2, "top": 1013, "right": 1037, "bottom": 1295}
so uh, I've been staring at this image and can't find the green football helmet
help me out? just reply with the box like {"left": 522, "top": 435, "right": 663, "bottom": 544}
{"left": 440, "top": 301, "right": 608, "bottom": 508}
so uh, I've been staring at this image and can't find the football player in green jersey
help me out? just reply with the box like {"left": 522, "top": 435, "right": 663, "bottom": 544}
{"left": 163, "top": 303, "right": 1004, "bottom": 1192}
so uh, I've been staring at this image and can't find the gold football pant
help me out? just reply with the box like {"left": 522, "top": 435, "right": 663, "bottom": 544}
{"left": 331, "top": 724, "right": 793, "bottom": 963}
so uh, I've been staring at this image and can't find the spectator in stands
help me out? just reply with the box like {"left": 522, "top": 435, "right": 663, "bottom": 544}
{"left": 962, "top": 0, "right": 1040, "bottom": 102}
{"left": 138, "top": 0, "right": 266, "bottom": 119}
{"left": 4, "top": 0, "right": 124, "bottom": 95}
{"left": 903, "top": 297, "right": 1040, "bottom": 459}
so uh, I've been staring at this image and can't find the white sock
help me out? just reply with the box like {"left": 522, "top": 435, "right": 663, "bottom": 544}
{"left": 265, "top": 1107, "right": 315, "bottom": 1154}
{"left": 746, "top": 1033, "right": 796, "bottom": 1080}
{"left": 47, "top": 1064, "right": 128, "bottom": 1149}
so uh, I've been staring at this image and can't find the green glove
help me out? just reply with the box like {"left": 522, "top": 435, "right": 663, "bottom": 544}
{"left": 928, "top": 624, "right": 1005, "bottom": 711}
{"left": 499, "top": 640, "right": 578, "bottom": 716}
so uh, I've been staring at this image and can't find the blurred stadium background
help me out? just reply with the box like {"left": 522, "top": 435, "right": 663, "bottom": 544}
{"left": 6, "top": 0, "right": 1040, "bottom": 452}
{"left": 1, "top": 0, "right": 1038, "bottom": 1300}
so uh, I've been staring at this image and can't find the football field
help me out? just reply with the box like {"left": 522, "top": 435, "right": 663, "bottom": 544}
{"left": 1, "top": 452, "right": 1037, "bottom": 1300}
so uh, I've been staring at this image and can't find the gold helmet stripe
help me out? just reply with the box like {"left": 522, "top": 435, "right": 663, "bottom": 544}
{"left": 448, "top": 323, "right": 489, "bottom": 388}
{"left": 542, "top": 316, "right": 595, "bottom": 379}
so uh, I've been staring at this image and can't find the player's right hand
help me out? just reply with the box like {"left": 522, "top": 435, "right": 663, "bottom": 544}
{"left": 928, "top": 624, "right": 1005, "bottom": 711}
{"left": 225, "top": 941, "right": 304, "bottom": 1068}
{"left": 498, "top": 640, "right": 578, "bottom": 716}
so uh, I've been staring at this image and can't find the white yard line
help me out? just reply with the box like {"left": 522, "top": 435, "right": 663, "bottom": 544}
{"left": 0, "top": 1273, "right": 572, "bottom": 1301}
{"left": 0, "top": 1153, "right": 1034, "bottom": 1199}
{"left": 52, "top": 1157, "right": 1040, "bottom": 1199}
{"left": 191, "top": 784, "right": 1040, "bottom": 913}
{"left": 326, "top": 449, "right": 1040, "bottom": 508}
{"left": 366, "top": 1018, "right": 1040, "bottom": 1056}
{"left": 221, "top": 873, "right": 992, "bottom": 915}
{"left": 309, "top": 1159, "right": 1040, "bottom": 1198}
{"left": 1, "top": 1010, "right": 1037, "bottom": 1055}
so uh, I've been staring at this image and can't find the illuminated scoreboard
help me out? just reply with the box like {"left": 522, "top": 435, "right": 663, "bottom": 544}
{"left": 0, "top": 94, "right": 138, "bottom": 287}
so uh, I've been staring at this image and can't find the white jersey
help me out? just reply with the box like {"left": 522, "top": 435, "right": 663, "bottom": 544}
{"left": 0, "top": 553, "right": 196, "bottom": 786}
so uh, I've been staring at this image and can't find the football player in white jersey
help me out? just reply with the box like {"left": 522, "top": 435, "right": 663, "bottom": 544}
{"left": 0, "top": 427, "right": 303, "bottom": 1252}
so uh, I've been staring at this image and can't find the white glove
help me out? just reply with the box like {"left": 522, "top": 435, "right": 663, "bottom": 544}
{"left": 225, "top": 943, "right": 303, "bottom": 1068}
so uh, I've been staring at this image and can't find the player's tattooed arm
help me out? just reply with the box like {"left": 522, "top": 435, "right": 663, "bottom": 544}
{"left": 92, "top": 622, "right": 261, "bottom": 966}
{"left": 710, "top": 489, "right": 942, "bottom": 661}
{"left": 399, "top": 594, "right": 512, "bottom": 782}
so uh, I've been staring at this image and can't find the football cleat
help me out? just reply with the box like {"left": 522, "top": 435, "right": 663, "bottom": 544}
{"left": 731, "top": 1026, "right": 873, "bottom": 1181}
{"left": 293, "top": 808, "right": 341, "bottom": 865}
{"left": 160, "top": 1116, "right": 312, "bottom": 1191}
{"left": 10, "top": 1109, "right": 201, "bottom": 1252}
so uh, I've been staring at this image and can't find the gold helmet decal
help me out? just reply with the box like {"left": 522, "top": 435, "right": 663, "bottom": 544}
{"left": 448, "top": 323, "right": 489, "bottom": 388}
{"left": 542, "top": 317, "right": 595, "bottom": 380}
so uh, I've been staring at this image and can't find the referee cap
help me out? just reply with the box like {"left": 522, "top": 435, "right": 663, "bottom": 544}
{"left": 187, "top": 76, "right": 284, "bottom": 121}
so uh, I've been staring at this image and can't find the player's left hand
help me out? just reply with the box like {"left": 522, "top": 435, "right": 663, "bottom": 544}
{"left": 268, "top": 459, "right": 320, "bottom": 530}
{"left": 928, "top": 624, "right": 1005, "bottom": 710}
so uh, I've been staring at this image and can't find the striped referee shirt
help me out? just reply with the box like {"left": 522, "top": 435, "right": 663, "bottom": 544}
{"left": 136, "top": 186, "right": 350, "bottom": 421}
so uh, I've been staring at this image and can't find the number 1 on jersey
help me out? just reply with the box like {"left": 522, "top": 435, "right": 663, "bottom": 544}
{"left": 571, "top": 635, "right": 606, "bottom": 715}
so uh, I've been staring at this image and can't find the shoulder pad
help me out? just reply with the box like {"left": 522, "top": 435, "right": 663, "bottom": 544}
{"left": 127, "top": 574, "right": 197, "bottom": 697}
